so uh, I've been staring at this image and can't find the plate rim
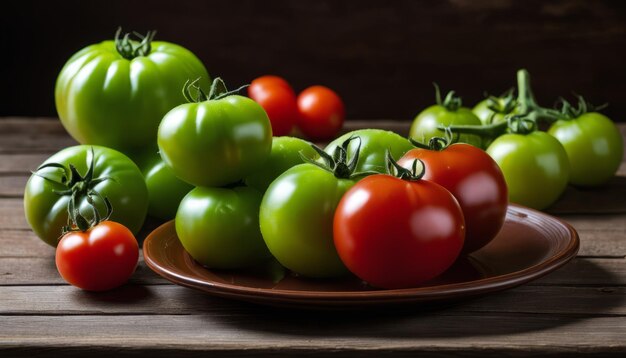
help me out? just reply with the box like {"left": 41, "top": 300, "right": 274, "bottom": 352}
{"left": 143, "top": 203, "right": 579, "bottom": 303}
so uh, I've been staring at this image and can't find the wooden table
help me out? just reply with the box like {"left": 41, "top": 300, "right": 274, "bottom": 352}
{"left": 1, "top": 118, "right": 625, "bottom": 356}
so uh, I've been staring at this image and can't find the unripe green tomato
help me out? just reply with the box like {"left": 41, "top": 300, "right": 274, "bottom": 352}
{"left": 245, "top": 136, "right": 318, "bottom": 192}
{"left": 548, "top": 113, "right": 623, "bottom": 187}
{"left": 487, "top": 131, "right": 570, "bottom": 210}
{"left": 410, "top": 105, "right": 483, "bottom": 147}
{"left": 158, "top": 95, "right": 273, "bottom": 187}
{"left": 176, "top": 186, "right": 271, "bottom": 269}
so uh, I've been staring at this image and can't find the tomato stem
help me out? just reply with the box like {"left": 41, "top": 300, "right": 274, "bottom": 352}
{"left": 434, "top": 83, "right": 462, "bottom": 112}
{"left": 182, "top": 77, "right": 248, "bottom": 103}
{"left": 300, "top": 136, "right": 376, "bottom": 179}
{"left": 385, "top": 151, "right": 425, "bottom": 181}
{"left": 114, "top": 27, "right": 156, "bottom": 60}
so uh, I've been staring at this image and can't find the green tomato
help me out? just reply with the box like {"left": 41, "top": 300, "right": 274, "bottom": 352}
{"left": 137, "top": 151, "right": 194, "bottom": 221}
{"left": 473, "top": 99, "right": 512, "bottom": 125}
{"left": 260, "top": 164, "right": 353, "bottom": 278}
{"left": 548, "top": 113, "right": 623, "bottom": 187}
{"left": 24, "top": 145, "right": 149, "bottom": 247}
{"left": 410, "top": 105, "right": 483, "bottom": 147}
{"left": 487, "top": 131, "right": 570, "bottom": 210}
{"left": 158, "top": 95, "right": 272, "bottom": 187}
{"left": 55, "top": 31, "right": 210, "bottom": 156}
{"left": 245, "top": 136, "right": 318, "bottom": 192}
{"left": 176, "top": 186, "right": 270, "bottom": 269}
{"left": 324, "top": 129, "right": 414, "bottom": 173}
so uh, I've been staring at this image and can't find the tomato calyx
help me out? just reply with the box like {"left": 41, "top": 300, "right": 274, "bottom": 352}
{"left": 302, "top": 136, "right": 374, "bottom": 179}
{"left": 114, "top": 27, "right": 156, "bottom": 60}
{"left": 410, "top": 127, "right": 458, "bottom": 151}
{"left": 32, "top": 147, "right": 114, "bottom": 234}
{"left": 434, "top": 83, "right": 462, "bottom": 112}
{"left": 483, "top": 88, "right": 517, "bottom": 124}
{"left": 182, "top": 77, "right": 248, "bottom": 103}
{"left": 556, "top": 95, "right": 608, "bottom": 121}
{"left": 386, "top": 151, "right": 425, "bottom": 181}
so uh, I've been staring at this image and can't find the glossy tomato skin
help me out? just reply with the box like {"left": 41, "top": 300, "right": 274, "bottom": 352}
{"left": 248, "top": 76, "right": 298, "bottom": 136}
{"left": 487, "top": 132, "right": 569, "bottom": 210}
{"left": 398, "top": 144, "right": 508, "bottom": 253}
{"left": 56, "top": 40, "right": 209, "bottom": 156}
{"left": 260, "top": 164, "right": 353, "bottom": 278}
{"left": 245, "top": 136, "right": 318, "bottom": 192}
{"left": 176, "top": 186, "right": 271, "bottom": 269}
{"left": 158, "top": 95, "right": 272, "bottom": 187}
{"left": 297, "top": 85, "right": 345, "bottom": 140}
{"left": 324, "top": 129, "right": 414, "bottom": 173}
{"left": 548, "top": 113, "right": 623, "bottom": 187}
{"left": 334, "top": 175, "right": 465, "bottom": 289}
{"left": 56, "top": 221, "right": 139, "bottom": 291}
{"left": 24, "top": 145, "right": 149, "bottom": 247}
{"left": 410, "top": 105, "right": 483, "bottom": 147}
{"left": 137, "top": 151, "right": 194, "bottom": 221}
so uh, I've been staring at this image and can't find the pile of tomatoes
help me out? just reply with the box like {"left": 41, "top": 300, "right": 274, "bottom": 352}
{"left": 23, "top": 29, "right": 623, "bottom": 291}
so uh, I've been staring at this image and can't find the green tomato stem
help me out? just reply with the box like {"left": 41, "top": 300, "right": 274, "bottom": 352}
{"left": 114, "top": 27, "right": 156, "bottom": 60}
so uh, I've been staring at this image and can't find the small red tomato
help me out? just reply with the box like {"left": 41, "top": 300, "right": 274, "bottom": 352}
{"left": 248, "top": 75, "right": 298, "bottom": 136}
{"left": 297, "top": 85, "right": 345, "bottom": 140}
{"left": 56, "top": 221, "right": 139, "bottom": 291}
{"left": 334, "top": 173, "right": 465, "bottom": 289}
{"left": 398, "top": 143, "right": 508, "bottom": 253}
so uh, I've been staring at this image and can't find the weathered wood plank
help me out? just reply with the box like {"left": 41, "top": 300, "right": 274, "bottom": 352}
{"left": 0, "top": 314, "right": 624, "bottom": 356}
{"left": 0, "top": 175, "right": 26, "bottom": 198}
{"left": 0, "top": 256, "right": 168, "bottom": 286}
{"left": 0, "top": 119, "right": 77, "bottom": 154}
{"left": 1, "top": 284, "right": 624, "bottom": 316}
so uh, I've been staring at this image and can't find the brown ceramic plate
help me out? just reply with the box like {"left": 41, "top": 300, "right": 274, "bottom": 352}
{"left": 143, "top": 204, "right": 579, "bottom": 309}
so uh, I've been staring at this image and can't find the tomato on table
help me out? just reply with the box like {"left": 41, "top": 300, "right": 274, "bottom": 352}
{"left": 399, "top": 138, "right": 507, "bottom": 253}
{"left": 248, "top": 75, "right": 298, "bottom": 136}
{"left": 334, "top": 154, "right": 465, "bottom": 289}
{"left": 24, "top": 146, "right": 148, "bottom": 247}
{"left": 410, "top": 84, "right": 482, "bottom": 148}
{"left": 55, "top": 28, "right": 210, "bottom": 158}
{"left": 547, "top": 98, "right": 623, "bottom": 187}
{"left": 176, "top": 186, "right": 270, "bottom": 269}
{"left": 296, "top": 85, "right": 345, "bottom": 140}
{"left": 487, "top": 124, "right": 570, "bottom": 210}
{"left": 57, "top": 221, "right": 139, "bottom": 291}
{"left": 158, "top": 78, "right": 273, "bottom": 187}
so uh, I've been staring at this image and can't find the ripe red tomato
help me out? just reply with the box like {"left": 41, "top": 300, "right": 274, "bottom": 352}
{"left": 56, "top": 221, "right": 139, "bottom": 291}
{"left": 248, "top": 75, "right": 298, "bottom": 136}
{"left": 398, "top": 143, "right": 508, "bottom": 253}
{"left": 334, "top": 174, "right": 465, "bottom": 289}
{"left": 297, "top": 85, "right": 345, "bottom": 140}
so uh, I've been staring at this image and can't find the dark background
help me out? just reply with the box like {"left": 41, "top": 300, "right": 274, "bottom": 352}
{"left": 2, "top": 0, "right": 626, "bottom": 121}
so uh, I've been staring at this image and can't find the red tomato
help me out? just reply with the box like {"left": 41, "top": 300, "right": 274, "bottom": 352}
{"left": 398, "top": 144, "right": 508, "bottom": 253}
{"left": 248, "top": 75, "right": 297, "bottom": 136}
{"left": 55, "top": 221, "right": 139, "bottom": 291}
{"left": 334, "top": 174, "right": 465, "bottom": 289}
{"left": 297, "top": 85, "right": 345, "bottom": 140}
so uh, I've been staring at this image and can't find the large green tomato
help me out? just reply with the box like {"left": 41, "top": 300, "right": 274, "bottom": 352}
{"left": 24, "top": 145, "right": 149, "bottom": 247}
{"left": 324, "top": 129, "right": 414, "bottom": 173}
{"left": 260, "top": 164, "right": 354, "bottom": 278}
{"left": 410, "top": 105, "right": 483, "bottom": 147}
{"left": 55, "top": 29, "right": 210, "bottom": 157}
{"left": 158, "top": 94, "right": 272, "bottom": 187}
{"left": 176, "top": 186, "right": 270, "bottom": 269}
{"left": 137, "top": 151, "right": 194, "bottom": 221}
{"left": 548, "top": 113, "right": 623, "bottom": 187}
{"left": 487, "top": 131, "right": 570, "bottom": 210}
{"left": 245, "top": 136, "right": 318, "bottom": 192}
